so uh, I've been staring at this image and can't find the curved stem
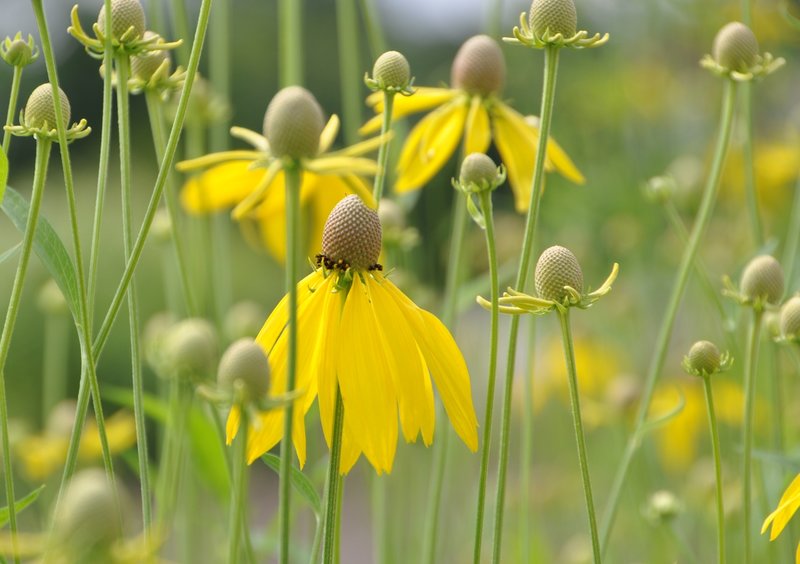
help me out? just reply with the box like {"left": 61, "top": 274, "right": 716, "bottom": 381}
{"left": 492, "top": 44, "right": 560, "bottom": 564}
{"left": 558, "top": 309, "right": 602, "bottom": 563}
{"left": 228, "top": 407, "right": 249, "bottom": 564}
{"left": 600, "top": 79, "right": 738, "bottom": 553}
{"left": 322, "top": 389, "right": 345, "bottom": 564}
{"left": 279, "top": 0, "right": 302, "bottom": 87}
{"left": 743, "top": 310, "right": 763, "bottom": 564}
{"left": 702, "top": 375, "right": 726, "bottom": 564}
{"left": 115, "top": 53, "right": 152, "bottom": 537}
{"left": 0, "top": 138, "right": 51, "bottom": 563}
{"left": 372, "top": 93, "right": 394, "bottom": 203}
{"left": 473, "top": 190, "right": 499, "bottom": 564}
{"left": 278, "top": 164, "right": 302, "bottom": 564}
{"left": 2, "top": 66, "right": 23, "bottom": 155}
{"left": 335, "top": 0, "right": 361, "bottom": 145}
{"left": 741, "top": 84, "right": 762, "bottom": 247}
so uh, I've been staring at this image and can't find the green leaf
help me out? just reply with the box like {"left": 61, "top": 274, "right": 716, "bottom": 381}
{"left": 1, "top": 186, "right": 80, "bottom": 319}
{"left": 465, "top": 194, "right": 486, "bottom": 230}
{"left": 0, "top": 146, "right": 7, "bottom": 205}
{"left": 0, "top": 485, "right": 45, "bottom": 528}
{"left": 0, "top": 243, "right": 21, "bottom": 265}
{"left": 261, "top": 453, "right": 321, "bottom": 518}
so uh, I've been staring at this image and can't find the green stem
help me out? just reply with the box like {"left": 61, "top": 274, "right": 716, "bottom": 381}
{"left": 2, "top": 66, "right": 23, "bottom": 155}
{"left": 492, "top": 44, "right": 561, "bottom": 564}
{"left": 743, "top": 310, "right": 763, "bottom": 564}
{"left": 279, "top": 0, "right": 302, "bottom": 86}
{"left": 41, "top": 311, "right": 69, "bottom": 422}
{"left": 157, "top": 378, "right": 192, "bottom": 530}
{"left": 0, "top": 138, "right": 51, "bottom": 564}
{"left": 144, "top": 91, "right": 198, "bottom": 315}
{"left": 335, "top": 0, "right": 361, "bottom": 145}
{"left": 666, "top": 523, "right": 702, "bottom": 564}
{"left": 278, "top": 164, "right": 302, "bottom": 564}
{"left": 600, "top": 79, "right": 738, "bottom": 553}
{"left": 358, "top": 0, "right": 387, "bottom": 56}
{"left": 558, "top": 309, "right": 602, "bottom": 563}
{"left": 372, "top": 93, "right": 394, "bottom": 203}
{"left": 322, "top": 389, "right": 345, "bottom": 564}
{"left": 170, "top": 0, "right": 191, "bottom": 65}
{"left": 702, "top": 375, "right": 726, "bottom": 564}
{"left": 115, "top": 53, "right": 152, "bottom": 538}
{"left": 473, "top": 190, "right": 499, "bottom": 564}
{"left": 371, "top": 471, "right": 388, "bottom": 564}
{"left": 781, "top": 172, "right": 800, "bottom": 289}
{"left": 228, "top": 406, "right": 249, "bottom": 564}
{"left": 518, "top": 314, "right": 536, "bottom": 563}
{"left": 741, "top": 85, "right": 762, "bottom": 247}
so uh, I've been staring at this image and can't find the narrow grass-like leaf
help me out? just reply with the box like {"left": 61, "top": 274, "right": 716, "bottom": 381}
{"left": 0, "top": 146, "right": 7, "bottom": 204}
{"left": 0, "top": 244, "right": 21, "bottom": 265}
{"left": 1, "top": 186, "right": 80, "bottom": 318}
{"left": 261, "top": 453, "right": 321, "bottom": 517}
{"left": 0, "top": 485, "right": 45, "bottom": 528}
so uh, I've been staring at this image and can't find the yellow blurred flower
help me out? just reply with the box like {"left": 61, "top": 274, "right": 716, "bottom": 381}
{"left": 762, "top": 473, "right": 800, "bottom": 563}
{"left": 361, "top": 35, "right": 584, "bottom": 212}
{"left": 722, "top": 142, "right": 800, "bottom": 211}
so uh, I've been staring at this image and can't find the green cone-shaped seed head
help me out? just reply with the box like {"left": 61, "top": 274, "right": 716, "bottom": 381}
{"left": 263, "top": 86, "right": 325, "bottom": 159}
{"left": 741, "top": 255, "right": 784, "bottom": 305}
{"left": 535, "top": 245, "right": 583, "bottom": 302}
{"left": 687, "top": 340, "right": 721, "bottom": 375}
{"left": 712, "top": 22, "right": 759, "bottom": 73}
{"left": 460, "top": 153, "right": 498, "bottom": 188}
{"left": 373, "top": 50, "right": 411, "bottom": 89}
{"left": 53, "top": 469, "right": 120, "bottom": 553}
{"left": 451, "top": 35, "right": 505, "bottom": 97}
{"left": 529, "top": 0, "right": 578, "bottom": 38}
{"left": 218, "top": 339, "right": 270, "bottom": 400}
{"left": 97, "top": 0, "right": 146, "bottom": 40}
{"left": 780, "top": 296, "right": 800, "bottom": 340}
{"left": 165, "top": 318, "right": 218, "bottom": 376}
{"left": 322, "top": 195, "right": 382, "bottom": 270}
{"left": 131, "top": 31, "right": 169, "bottom": 80}
{"left": 24, "top": 84, "right": 70, "bottom": 131}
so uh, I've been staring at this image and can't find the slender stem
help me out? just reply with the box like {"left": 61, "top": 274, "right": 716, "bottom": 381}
{"left": 666, "top": 523, "right": 702, "bottom": 564}
{"left": 0, "top": 138, "right": 51, "bottom": 563}
{"left": 702, "top": 375, "right": 726, "bottom": 564}
{"left": 492, "top": 44, "right": 561, "bottom": 564}
{"left": 519, "top": 314, "right": 536, "bottom": 563}
{"left": 322, "top": 389, "right": 345, "bottom": 564}
{"left": 157, "top": 378, "right": 192, "bottom": 530}
{"left": 558, "top": 310, "right": 602, "bottom": 563}
{"left": 371, "top": 472, "right": 388, "bottom": 564}
{"left": 781, "top": 172, "right": 800, "bottom": 289}
{"left": 115, "top": 53, "right": 152, "bottom": 538}
{"left": 170, "top": 0, "right": 191, "bottom": 65}
{"left": 2, "top": 66, "right": 23, "bottom": 155}
{"left": 228, "top": 407, "right": 249, "bottom": 564}
{"left": 600, "top": 80, "right": 738, "bottom": 552}
{"left": 335, "top": 0, "right": 361, "bottom": 145}
{"left": 41, "top": 311, "right": 69, "bottom": 421}
{"left": 743, "top": 310, "right": 763, "bottom": 564}
{"left": 473, "top": 190, "right": 500, "bottom": 564}
{"left": 279, "top": 0, "right": 302, "bottom": 86}
{"left": 741, "top": 85, "right": 762, "bottom": 247}
{"left": 278, "top": 164, "right": 302, "bottom": 564}
{"left": 372, "top": 93, "right": 395, "bottom": 203}
{"left": 358, "top": 0, "right": 387, "bottom": 57}
{"left": 487, "top": 0, "right": 504, "bottom": 37}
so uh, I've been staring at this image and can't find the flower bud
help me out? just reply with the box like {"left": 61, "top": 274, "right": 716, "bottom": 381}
{"left": 24, "top": 84, "right": 70, "bottom": 131}
{"left": 372, "top": 50, "right": 411, "bottom": 90}
{"left": 37, "top": 279, "right": 68, "bottom": 316}
{"left": 534, "top": 245, "right": 584, "bottom": 302}
{"left": 740, "top": 255, "right": 784, "bottom": 306}
{"left": 377, "top": 199, "right": 406, "bottom": 232}
{"left": 451, "top": 35, "right": 505, "bottom": 97}
{"left": 322, "top": 195, "right": 382, "bottom": 270}
{"left": 217, "top": 339, "right": 270, "bottom": 401}
{"left": 164, "top": 318, "right": 218, "bottom": 377}
{"left": 459, "top": 153, "right": 500, "bottom": 191}
{"left": 53, "top": 469, "right": 120, "bottom": 556}
{"left": 645, "top": 490, "right": 682, "bottom": 523}
{"left": 223, "top": 301, "right": 266, "bottom": 341}
{"left": 780, "top": 295, "right": 800, "bottom": 341}
{"left": 529, "top": 0, "right": 578, "bottom": 39}
{"left": 130, "top": 31, "right": 169, "bottom": 80}
{"left": 1, "top": 35, "right": 37, "bottom": 67}
{"left": 143, "top": 312, "right": 175, "bottom": 375}
{"left": 97, "top": 0, "right": 146, "bottom": 41}
{"left": 712, "top": 22, "right": 758, "bottom": 73}
{"left": 263, "top": 86, "right": 325, "bottom": 159}
{"left": 686, "top": 340, "right": 721, "bottom": 375}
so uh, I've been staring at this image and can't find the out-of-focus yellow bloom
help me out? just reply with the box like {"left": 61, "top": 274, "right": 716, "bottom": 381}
{"left": 361, "top": 35, "right": 584, "bottom": 212}
{"left": 762, "top": 473, "right": 800, "bottom": 563}
{"left": 722, "top": 142, "right": 800, "bottom": 211}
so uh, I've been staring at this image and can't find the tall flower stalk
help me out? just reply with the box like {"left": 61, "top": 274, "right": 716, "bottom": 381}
{"left": 1, "top": 33, "right": 38, "bottom": 156}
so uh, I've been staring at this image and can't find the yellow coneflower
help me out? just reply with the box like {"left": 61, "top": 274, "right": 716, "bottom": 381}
{"left": 226, "top": 195, "right": 479, "bottom": 474}
{"left": 361, "top": 34, "right": 584, "bottom": 211}
{"left": 763, "top": 473, "right": 800, "bottom": 563}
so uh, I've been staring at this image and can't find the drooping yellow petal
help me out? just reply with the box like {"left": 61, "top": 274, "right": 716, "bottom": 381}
{"left": 541, "top": 132, "right": 585, "bottom": 185}
{"left": 231, "top": 160, "right": 284, "bottom": 219}
{"left": 310, "top": 280, "right": 343, "bottom": 445}
{"left": 491, "top": 103, "right": 538, "bottom": 212}
{"left": 338, "top": 429, "right": 362, "bottom": 475}
{"left": 380, "top": 275, "right": 478, "bottom": 451}
{"left": 256, "top": 271, "right": 321, "bottom": 357}
{"left": 464, "top": 96, "right": 491, "bottom": 155}
{"left": 367, "top": 275, "right": 434, "bottom": 444}
{"left": 319, "top": 115, "right": 341, "bottom": 154}
{"left": 395, "top": 98, "right": 468, "bottom": 193}
{"left": 304, "top": 156, "right": 380, "bottom": 177}
{"left": 180, "top": 161, "right": 266, "bottom": 213}
{"left": 360, "top": 87, "right": 459, "bottom": 135}
{"left": 79, "top": 411, "right": 136, "bottom": 461}
{"left": 226, "top": 404, "right": 241, "bottom": 445}
{"left": 763, "top": 473, "right": 800, "bottom": 540}
{"left": 337, "top": 275, "right": 398, "bottom": 474}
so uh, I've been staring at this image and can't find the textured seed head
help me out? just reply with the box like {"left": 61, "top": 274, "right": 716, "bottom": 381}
{"left": 53, "top": 469, "right": 120, "bottom": 552}
{"left": 263, "top": 86, "right": 325, "bottom": 159}
{"left": 686, "top": 340, "right": 721, "bottom": 375}
{"left": 529, "top": 0, "right": 578, "bottom": 39}
{"left": 217, "top": 339, "right": 270, "bottom": 400}
{"left": 372, "top": 50, "right": 411, "bottom": 89}
{"left": 451, "top": 35, "right": 505, "bottom": 97}
{"left": 223, "top": 301, "right": 266, "bottom": 341}
{"left": 712, "top": 22, "right": 759, "bottom": 72}
{"left": 37, "top": 279, "right": 68, "bottom": 316}
{"left": 24, "top": 84, "right": 70, "bottom": 131}
{"left": 322, "top": 195, "right": 382, "bottom": 270}
{"left": 165, "top": 318, "right": 218, "bottom": 376}
{"left": 131, "top": 31, "right": 169, "bottom": 80}
{"left": 535, "top": 245, "right": 583, "bottom": 302}
{"left": 459, "top": 153, "right": 499, "bottom": 189}
{"left": 97, "top": 0, "right": 146, "bottom": 40}
{"left": 780, "top": 296, "right": 800, "bottom": 340}
{"left": 3, "top": 38, "right": 35, "bottom": 67}
{"left": 741, "top": 255, "right": 784, "bottom": 305}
